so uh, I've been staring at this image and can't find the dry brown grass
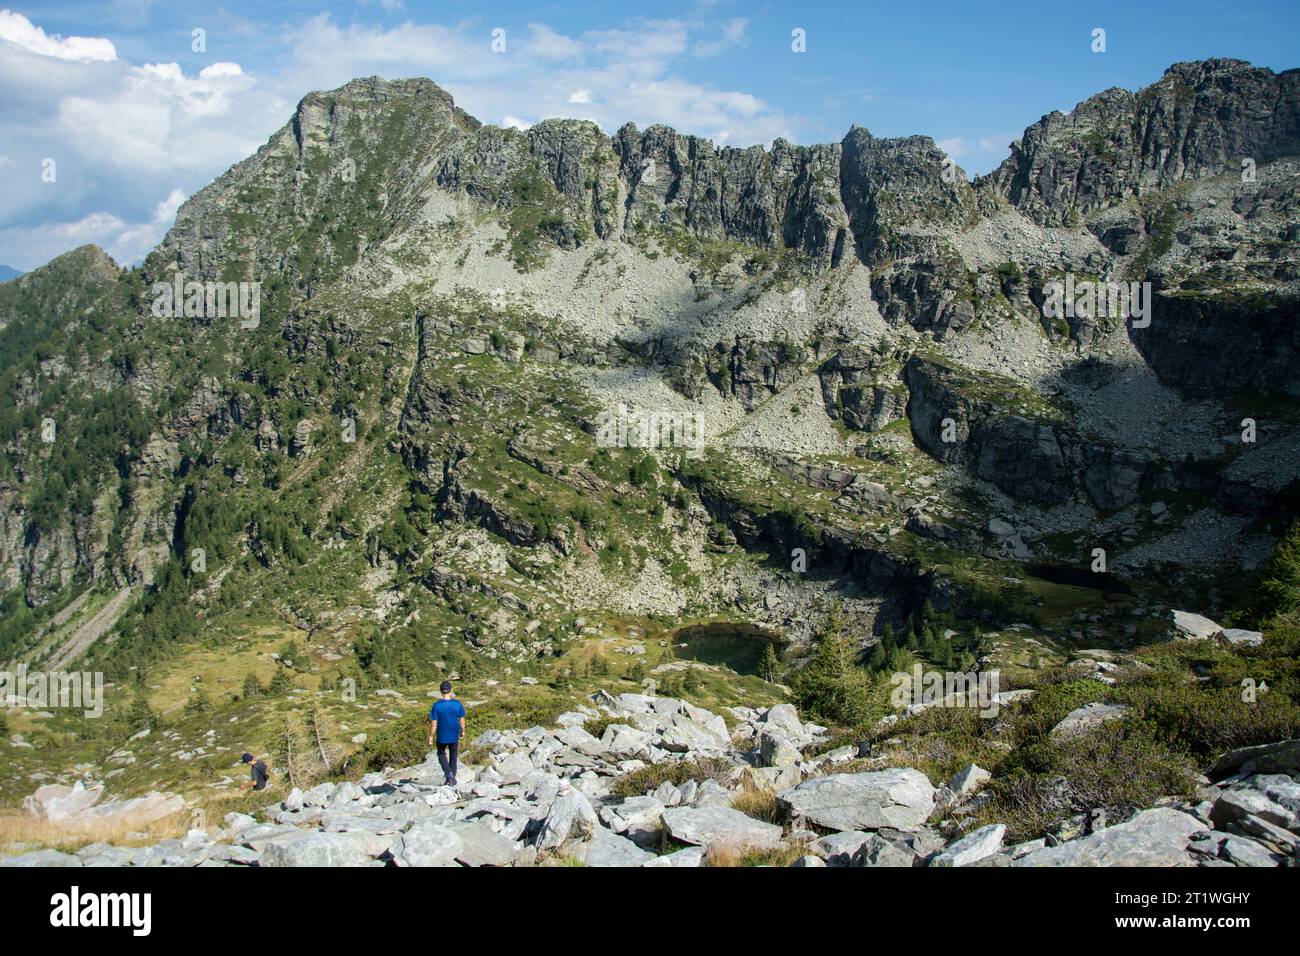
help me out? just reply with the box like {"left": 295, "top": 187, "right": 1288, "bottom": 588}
{"left": 0, "top": 788, "right": 259, "bottom": 856}
{"left": 730, "top": 783, "right": 780, "bottom": 823}
{"left": 534, "top": 848, "right": 585, "bottom": 866}
{"left": 703, "top": 842, "right": 804, "bottom": 867}
{"left": 0, "top": 809, "right": 190, "bottom": 854}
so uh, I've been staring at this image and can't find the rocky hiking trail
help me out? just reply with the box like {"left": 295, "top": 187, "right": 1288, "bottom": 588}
{"left": 4, "top": 694, "right": 1297, "bottom": 868}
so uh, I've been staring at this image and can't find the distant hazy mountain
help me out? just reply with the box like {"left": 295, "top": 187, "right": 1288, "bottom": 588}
{"left": 0, "top": 265, "right": 21, "bottom": 282}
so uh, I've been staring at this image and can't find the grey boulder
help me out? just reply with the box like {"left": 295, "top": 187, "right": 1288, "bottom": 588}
{"left": 660, "top": 806, "right": 783, "bottom": 851}
{"left": 1210, "top": 774, "right": 1300, "bottom": 832}
{"left": 398, "top": 821, "right": 466, "bottom": 867}
{"left": 1050, "top": 703, "right": 1130, "bottom": 738}
{"left": 446, "top": 820, "right": 519, "bottom": 867}
{"left": 778, "top": 769, "right": 936, "bottom": 832}
{"left": 261, "top": 830, "right": 390, "bottom": 867}
{"left": 583, "top": 827, "right": 656, "bottom": 867}
{"left": 1012, "top": 809, "right": 1203, "bottom": 866}
{"left": 931, "top": 824, "right": 1006, "bottom": 867}
{"left": 535, "top": 788, "right": 598, "bottom": 851}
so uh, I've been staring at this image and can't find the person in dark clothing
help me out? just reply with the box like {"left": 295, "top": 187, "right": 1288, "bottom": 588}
{"left": 240, "top": 752, "right": 269, "bottom": 792}
{"left": 427, "top": 681, "right": 467, "bottom": 786}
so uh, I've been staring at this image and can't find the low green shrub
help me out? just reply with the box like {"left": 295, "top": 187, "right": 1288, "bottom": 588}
{"left": 980, "top": 720, "right": 1197, "bottom": 841}
{"left": 1112, "top": 670, "right": 1300, "bottom": 763}
{"left": 610, "top": 757, "right": 734, "bottom": 799}
{"left": 1004, "top": 678, "right": 1113, "bottom": 749}
{"left": 353, "top": 710, "right": 429, "bottom": 774}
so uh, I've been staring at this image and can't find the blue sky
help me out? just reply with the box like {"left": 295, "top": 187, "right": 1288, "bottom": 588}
{"left": 1, "top": 0, "right": 1296, "bottom": 270}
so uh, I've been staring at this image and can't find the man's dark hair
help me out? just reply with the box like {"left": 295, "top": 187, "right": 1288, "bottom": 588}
{"left": 440, "top": 680, "right": 453, "bottom": 693}
{"left": 241, "top": 752, "right": 255, "bottom": 764}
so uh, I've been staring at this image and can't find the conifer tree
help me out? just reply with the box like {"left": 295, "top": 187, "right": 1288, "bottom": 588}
{"left": 242, "top": 672, "right": 264, "bottom": 700}
{"left": 184, "top": 688, "right": 213, "bottom": 717}
{"left": 682, "top": 666, "right": 702, "bottom": 694}
{"left": 268, "top": 667, "right": 296, "bottom": 696}
{"left": 128, "top": 690, "right": 155, "bottom": 733}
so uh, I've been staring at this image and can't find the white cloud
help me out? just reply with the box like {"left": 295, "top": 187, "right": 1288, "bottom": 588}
{"left": 282, "top": 14, "right": 490, "bottom": 92}
{"left": 199, "top": 62, "right": 243, "bottom": 79}
{"left": 938, "top": 133, "right": 1016, "bottom": 172}
{"left": 277, "top": 16, "right": 797, "bottom": 150}
{"left": 525, "top": 22, "right": 582, "bottom": 60}
{"left": 0, "top": 187, "right": 183, "bottom": 270}
{"left": 57, "top": 59, "right": 261, "bottom": 171}
{"left": 589, "top": 20, "right": 688, "bottom": 66}
{"left": 694, "top": 16, "right": 749, "bottom": 57}
{"left": 501, "top": 115, "right": 530, "bottom": 131}
{"left": 937, "top": 136, "right": 969, "bottom": 159}
{"left": 979, "top": 132, "right": 1015, "bottom": 153}
{"left": 0, "top": 9, "right": 116, "bottom": 62}
{"left": 109, "top": 187, "right": 185, "bottom": 263}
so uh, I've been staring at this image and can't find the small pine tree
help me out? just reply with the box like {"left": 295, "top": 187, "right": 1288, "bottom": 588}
{"left": 885, "top": 644, "right": 912, "bottom": 675}
{"left": 758, "top": 642, "right": 780, "bottom": 683}
{"left": 1259, "top": 520, "right": 1300, "bottom": 618}
{"left": 792, "top": 617, "right": 879, "bottom": 728}
{"left": 279, "top": 639, "right": 308, "bottom": 671}
{"left": 128, "top": 691, "right": 155, "bottom": 733}
{"left": 937, "top": 640, "right": 956, "bottom": 670}
{"left": 242, "top": 672, "right": 264, "bottom": 700}
{"left": 682, "top": 666, "right": 702, "bottom": 695}
{"left": 184, "top": 688, "right": 213, "bottom": 717}
{"left": 268, "top": 668, "right": 296, "bottom": 696}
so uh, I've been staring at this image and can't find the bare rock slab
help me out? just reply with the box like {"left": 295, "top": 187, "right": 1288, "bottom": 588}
{"left": 660, "top": 806, "right": 783, "bottom": 851}
{"left": 1012, "top": 808, "right": 1203, "bottom": 867}
{"left": 778, "top": 769, "right": 936, "bottom": 832}
{"left": 931, "top": 823, "right": 1006, "bottom": 867}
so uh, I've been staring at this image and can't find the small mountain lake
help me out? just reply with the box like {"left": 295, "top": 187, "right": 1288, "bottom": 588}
{"left": 672, "top": 623, "right": 785, "bottom": 676}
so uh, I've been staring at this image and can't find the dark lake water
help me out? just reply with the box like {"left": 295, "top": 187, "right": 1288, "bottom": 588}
{"left": 672, "top": 623, "right": 785, "bottom": 675}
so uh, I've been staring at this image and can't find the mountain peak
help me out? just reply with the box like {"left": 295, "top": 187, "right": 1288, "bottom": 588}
{"left": 985, "top": 57, "right": 1300, "bottom": 225}
{"left": 35, "top": 244, "right": 118, "bottom": 277}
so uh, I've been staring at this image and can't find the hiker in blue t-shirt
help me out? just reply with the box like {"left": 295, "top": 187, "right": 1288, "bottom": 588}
{"left": 427, "top": 680, "right": 467, "bottom": 785}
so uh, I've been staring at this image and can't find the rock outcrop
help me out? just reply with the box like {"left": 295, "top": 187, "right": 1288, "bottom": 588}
{"left": 986, "top": 60, "right": 1300, "bottom": 226}
{"left": 8, "top": 698, "right": 1293, "bottom": 868}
